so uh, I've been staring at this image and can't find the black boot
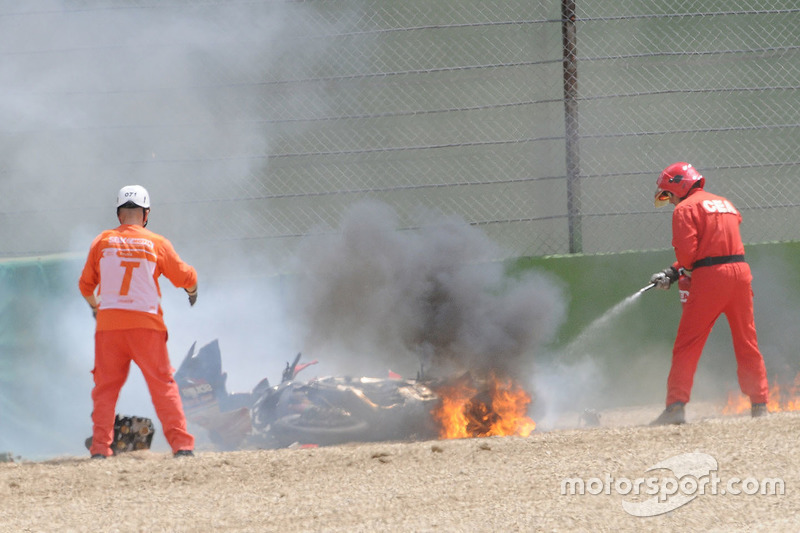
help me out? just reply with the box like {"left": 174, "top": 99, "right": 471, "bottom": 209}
{"left": 650, "top": 402, "right": 686, "bottom": 426}
{"left": 751, "top": 403, "right": 768, "bottom": 418}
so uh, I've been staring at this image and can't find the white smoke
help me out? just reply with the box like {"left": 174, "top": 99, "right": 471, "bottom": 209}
{"left": 0, "top": 2, "right": 307, "bottom": 458}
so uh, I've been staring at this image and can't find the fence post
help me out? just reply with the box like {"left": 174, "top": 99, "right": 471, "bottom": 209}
{"left": 562, "top": 0, "right": 582, "bottom": 253}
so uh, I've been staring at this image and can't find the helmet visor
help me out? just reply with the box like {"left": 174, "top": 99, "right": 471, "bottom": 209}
{"left": 654, "top": 189, "right": 672, "bottom": 207}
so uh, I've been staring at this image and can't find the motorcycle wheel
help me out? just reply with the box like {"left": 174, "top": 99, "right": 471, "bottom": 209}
{"left": 271, "top": 412, "right": 369, "bottom": 447}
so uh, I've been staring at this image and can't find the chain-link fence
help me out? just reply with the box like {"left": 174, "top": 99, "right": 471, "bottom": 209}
{"left": 1, "top": 1, "right": 799, "bottom": 273}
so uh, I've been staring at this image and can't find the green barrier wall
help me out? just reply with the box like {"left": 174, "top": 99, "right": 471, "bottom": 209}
{"left": 509, "top": 243, "right": 800, "bottom": 416}
{"left": 511, "top": 243, "right": 800, "bottom": 361}
{"left": 0, "top": 256, "right": 91, "bottom": 458}
{"left": 3, "top": 243, "right": 800, "bottom": 457}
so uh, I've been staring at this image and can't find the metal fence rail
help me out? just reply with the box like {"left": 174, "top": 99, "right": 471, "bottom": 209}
{"left": 0, "top": 1, "right": 798, "bottom": 272}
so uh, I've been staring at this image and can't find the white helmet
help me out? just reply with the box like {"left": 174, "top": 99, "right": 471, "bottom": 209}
{"left": 117, "top": 185, "right": 150, "bottom": 209}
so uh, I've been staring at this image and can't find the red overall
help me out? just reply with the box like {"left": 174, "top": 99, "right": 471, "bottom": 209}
{"left": 79, "top": 224, "right": 197, "bottom": 456}
{"left": 665, "top": 189, "right": 769, "bottom": 406}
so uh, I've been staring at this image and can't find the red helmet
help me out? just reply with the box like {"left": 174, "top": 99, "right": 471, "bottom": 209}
{"left": 654, "top": 162, "right": 705, "bottom": 207}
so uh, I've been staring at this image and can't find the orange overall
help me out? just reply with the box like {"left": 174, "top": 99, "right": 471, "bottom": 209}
{"left": 79, "top": 224, "right": 197, "bottom": 456}
{"left": 665, "top": 189, "right": 769, "bottom": 406}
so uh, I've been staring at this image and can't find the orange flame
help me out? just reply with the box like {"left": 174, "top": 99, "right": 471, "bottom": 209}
{"left": 723, "top": 373, "right": 800, "bottom": 414}
{"left": 432, "top": 373, "right": 536, "bottom": 439}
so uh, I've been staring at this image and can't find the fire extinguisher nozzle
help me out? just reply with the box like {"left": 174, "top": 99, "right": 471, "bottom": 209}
{"left": 638, "top": 282, "right": 657, "bottom": 294}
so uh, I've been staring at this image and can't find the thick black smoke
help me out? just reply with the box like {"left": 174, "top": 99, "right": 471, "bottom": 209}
{"left": 288, "top": 201, "right": 566, "bottom": 378}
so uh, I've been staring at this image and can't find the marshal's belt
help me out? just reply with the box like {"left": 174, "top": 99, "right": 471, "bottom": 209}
{"left": 692, "top": 254, "right": 746, "bottom": 269}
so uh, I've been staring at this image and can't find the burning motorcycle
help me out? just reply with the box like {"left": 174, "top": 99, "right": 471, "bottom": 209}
{"left": 175, "top": 340, "right": 442, "bottom": 449}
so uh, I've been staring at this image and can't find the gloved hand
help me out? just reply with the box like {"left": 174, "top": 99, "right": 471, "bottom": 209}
{"left": 185, "top": 286, "right": 198, "bottom": 306}
{"left": 650, "top": 266, "right": 679, "bottom": 290}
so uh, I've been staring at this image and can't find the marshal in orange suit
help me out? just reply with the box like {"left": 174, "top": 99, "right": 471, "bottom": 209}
{"left": 79, "top": 185, "right": 198, "bottom": 458}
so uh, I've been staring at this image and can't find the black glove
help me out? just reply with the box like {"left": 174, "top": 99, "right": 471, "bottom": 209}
{"left": 650, "top": 266, "right": 679, "bottom": 290}
{"left": 185, "top": 286, "right": 198, "bottom": 306}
